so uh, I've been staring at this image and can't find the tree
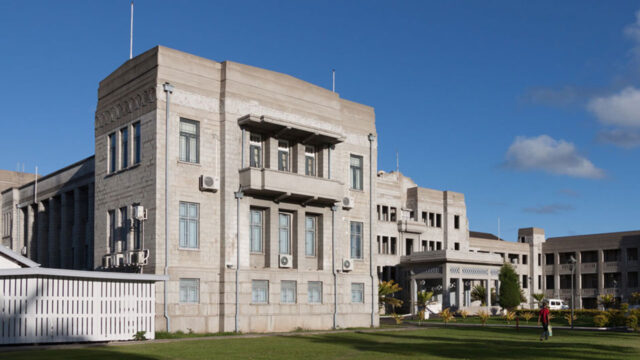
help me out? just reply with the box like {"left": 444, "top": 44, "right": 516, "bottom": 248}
{"left": 599, "top": 294, "right": 616, "bottom": 310}
{"left": 471, "top": 284, "right": 487, "bottom": 306}
{"left": 498, "top": 263, "right": 522, "bottom": 311}
{"left": 630, "top": 292, "right": 640, "bottom": 306}
{"left": 378, "top": 280, "right": 403, "bottom": 311}
{"left": 416, "top": 291, "right": 433, "bottom": 322}
{"left": 532, "top": 293, "right": 545, "bottom": 306}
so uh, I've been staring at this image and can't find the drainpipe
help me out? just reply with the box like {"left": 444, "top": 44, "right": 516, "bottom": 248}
{"left": 163, "top": 82, "right": 174, "bottom": 332}
{"left": 234, "top": 128, "right": 246, "bottom": 333}
{"left": 328, "top": 145, "right": 332, "bottom": 179}
{"left": 368, "top": 133, "right": 375, "bottom": 327}
{"left": 331, "top": 204, "right": 338, "bottom": 329}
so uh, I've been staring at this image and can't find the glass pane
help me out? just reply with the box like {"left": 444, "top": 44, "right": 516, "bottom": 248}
{"left": 189, "top": 137, "right": 197, "bottom": 162}
{"left": 279, "top": 214, "right": 289, "bottom": 227}
{"left": 180, "top": 136, "right": 187, "bottom": 161}
{"left": 180, "top": 121, "right": 197, "bottom": 134}
{"left": 189, "top": 220, "right": 198, "bottom": 247}
{"left": 251, "top": 226, "right": 262, "bottom": 252}
{"left": 251, "top": 210, "right": 261, "bottom": 225}
{"left": 280, "top": 229, "right": 289, "bottom": 254}
{"left": 350, "top": 155, "right": 362, "bottom": 167}
{"left": 189, "top": 203, "right": 198, "bottom": 218}
{"left": 306, "top": 231, "right": 315, "bottom": 256}
{"left": 179, "top": 219, "right": 186, "bottom": 247}
{"left": 306, "top": 216, "right": 314, "bottom": 230}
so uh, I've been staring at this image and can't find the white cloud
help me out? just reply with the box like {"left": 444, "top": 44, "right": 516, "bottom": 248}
{"left": 597, "top": 129, "right": 640, "bottom": 148}
{"left": 504, "top": 135, "right": 605, "bottom": 179}
{"left": 624, "top": 10, "right": 640, "bottom": 59}
{"left": 588, "top": 87, "right": 640, "bottom": 128}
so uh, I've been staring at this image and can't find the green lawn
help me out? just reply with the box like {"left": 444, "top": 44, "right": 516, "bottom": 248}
{"left": 2, "top": 327, "right": 639, "bottom": 360}
{"left": 418, "top": 315, "right": 597, "bottom": 327}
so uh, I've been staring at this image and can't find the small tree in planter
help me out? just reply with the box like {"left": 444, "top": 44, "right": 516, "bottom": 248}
{"left": 477, "top": 310, "right": 490, "bottom": 326}
{"left": 503, "top": 311, "right": 516, "bottom": 324}
{"left": 532, "top": 293, "right": 545, "bottom": 308}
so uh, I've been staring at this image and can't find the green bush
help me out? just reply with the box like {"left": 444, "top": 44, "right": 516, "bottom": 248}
{"left": 593, "top": 314, "right": 609, "bottom": 327}
{"left": 606, "top": 310, "right": 627, "bottom": 327}
{"left": 626, "top": 314, "right": 639, "bottom": 332}
{"left": 133, "top": 331, "right": 147, "bottom": 341}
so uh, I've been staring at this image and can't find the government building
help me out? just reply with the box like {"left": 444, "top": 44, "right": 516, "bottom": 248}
{"left": 1, "top": 46, "right": 638, "bottom": 333}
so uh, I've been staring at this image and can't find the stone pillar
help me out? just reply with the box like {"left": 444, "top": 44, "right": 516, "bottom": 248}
{"left": 621, "top": 248, "right": 628, "bottom": 302}
{"left": 268, "top": 206, "right": 279, "bottom": 268}
{"left": 295, "top": 210, "right": 303, "bottom": 269}
{"left": 48, "top": 197, "right": 59, "bottom": 268}
{"left": 86, "top": 184, "right": 95, "bottom": 269}
{"left": 294, "top": 143, "right": 305, "bottom": 175}
{"left": 36, "top": 201, "right": 48, "bottom": 265}
{"left": 410, "top": 277, "right": 417, "bottom": 315}
{"left": 554, "top": 251, "right": 560, "bottom": 298}
{"left": 486, "top": 278, "right": 492, "bottom": 307}
{"left": 597, "top": 249, "right": 604, "bottom": 303}
{"left": 575, "top": 251, "right": 582, "bottom": 309}
{"left": 72, "top": 187, "right": 82, "bottom": 269}
{"left": 59, "top": 192, "right": 71, "bottom": 268}
{"left": 456, "top": 278, "right": 463, "bottom": 309}
{"left": 26, "top": 204, "right": 36, "bottom": 261}
{"left": 266, "top": 138, "right": 278, "bottom": 170}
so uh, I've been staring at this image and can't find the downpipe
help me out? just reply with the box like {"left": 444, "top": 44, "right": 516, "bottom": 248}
{"left": 163, "top": 82, "right": 174, "bottom": 332}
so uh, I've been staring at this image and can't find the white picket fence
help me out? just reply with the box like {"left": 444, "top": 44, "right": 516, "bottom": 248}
{"left": 0, "top": 274, "right": 158, "bottom": 344}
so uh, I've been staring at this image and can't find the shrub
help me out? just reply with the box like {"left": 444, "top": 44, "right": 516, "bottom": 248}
{"left": 521, "top": 312, "right": 534, "bottom": 323}
{"left": 458, "top": 309, "right": 469, "bottom": 321}
{"left": 606, "top": 310, "right": 627, "bottom": 327}
{"left": 133, "top": 331, "right": 147, "bottom": 341}
{"left": 626, "top": 315, "right": 639, "bottom": 332}
{"left": 379, "top": 280, "right": 403, "bottom": 311}
{"left": 503, "top": 311, "right": 516, "bottom": 324}
{"left": 564, "top": 313, "right": 578, "bottom": 326}
{"left": 477, "top": 310, "right": 490, "bottom": 326}
{"left": 593, "top": 314, "right": 609, "bottom": 327}
{"left": 440, "top": 308, "right": 455, "bottom": 326}
{"left": 630, "top": 292, "right": 640, "bottom": 306}
{"left": 392, "top": 312, "right": 404, "bottom": 325}
{"left": 599, "top": 294, "right": 616, "bottom": 310}
{"left": 498, "top": 263, "right": 522, "bottom": 311}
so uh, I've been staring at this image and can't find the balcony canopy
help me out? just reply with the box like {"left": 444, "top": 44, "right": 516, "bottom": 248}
{"left": 238, "top": 114, "right": 345, "bottom": 146}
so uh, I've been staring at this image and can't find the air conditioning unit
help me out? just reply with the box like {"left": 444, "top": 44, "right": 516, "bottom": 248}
{"left": 102, "top": 254, "right": 112, "bottom": 268}
{"left": 342, "top": 258, "right": 354, "bottom": 272}
{"left": 112, "top": 253, "right": 125, "bottom": 267}
{"left": 133, "top": 205, "right": 147, "bottom": 220}
{"left": 342, "top": 196, "right": 355, "bottom": 210}
{"left": 279, "top": 254, "right": 293, "bottom": 268}
{"left": 127, "top": 249, "right": 149, "bottom": 266}
{"left": 200, "top": 175, "right": 220, "bottom": 192}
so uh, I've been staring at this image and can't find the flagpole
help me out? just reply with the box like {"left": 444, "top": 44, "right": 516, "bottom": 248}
{"left": 130, "top": 1, "right": 134, "bottom": 60}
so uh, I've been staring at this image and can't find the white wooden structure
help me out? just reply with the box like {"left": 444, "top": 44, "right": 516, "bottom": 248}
{"left": 0, "top": 245, "right": 165, "bottom": 345}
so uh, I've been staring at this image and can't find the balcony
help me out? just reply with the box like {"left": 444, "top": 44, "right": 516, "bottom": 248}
{"left": 544, "top": 264, "right": 554, "bottom": 274}
{"left": 581, "top": 288, "right": 597, "bottom": 297}
{"left": 580, "top": 262, "right": 597, "bottom": 273}
{"left": 397, "top": 220, "right": 427, "bottom": 234}
{"left": 604, "top": 261, "right": 621, "bottom": 271}
{"left": 239, "top": 167, "right": 343, "bottom": 205}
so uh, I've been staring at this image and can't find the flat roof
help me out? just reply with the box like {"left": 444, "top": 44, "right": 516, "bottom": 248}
{"left": 547, "top": 230, "right": 640, "bottom": 243}
{"left": 0, "top": 267, "right": 167, "bottom": 281}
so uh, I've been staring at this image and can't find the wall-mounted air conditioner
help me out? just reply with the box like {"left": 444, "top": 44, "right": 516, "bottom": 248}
{"left": 133, "top": 205, "right": 147, "bottom": 220}
{"left": 279, "top": 254, "right": 293, "bottom": 268}
{"left": 112, "top": 253, "right": 125, "bottom": 267}
{"left": 342, "top": 258, "right": 354, "bottom": 272}
{"left": 127, "top": 249, "right": 149, "bottom": 266}
{"left": 342, "top": 196, "right": 354, "bottom": 210}
{"left": 102, "top": 254, "right": 112, "bottom": 268}
{"left": 200, "top": 175, "right": 220, "bottom": 192}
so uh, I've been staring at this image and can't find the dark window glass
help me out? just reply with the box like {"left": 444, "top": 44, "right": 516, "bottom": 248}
{"left": 133, "top": 122, "right": 141, "bottom": 164}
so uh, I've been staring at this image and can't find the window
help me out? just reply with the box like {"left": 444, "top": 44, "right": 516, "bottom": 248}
{"left": 133, "top": 122, "right": 141, "bottom": 164}
{"left": 120, "top": 127, "right": 129, "bottom": 169}
{"left": 133, "top": 218, "right": 141, "bottom": 250}
{"left": 179, "top": 202, "right": 199, "bottom": 248}
{"left": 628, "top": 248, "right": 639, "bottom": 262}
{"left": 250, "top": 209, "right": 263, "bottom": 253}
{"left": 582, "top": 274, "right": 598, "bottom": 289}
{"left": 119, "top": 206, "right": 128, "bottom": 251}
{"left": 281, "top": 280, "right": 296, "bottom": 304}
{"left": 545, "top": 275, "right": 555, "bottom": 289}
{"left": 179, "top": 279, "right": 199, "bottom": 303}
{"left": 604, "top": 272, "right": 621, "bottom": 288}
{"left": 538, "top": 275, "right": 542, "bottom": 290}
{"left": 390, "top": 207, "right": 397, "bottom": 222}
{"left": 538, "top": 254, "right": 541, "bottom": 266}
{"left": 604, "top": 249, "right": 620, "bottom": 262}
{"left": 436, "top": 242, "right": 442, "bottom": 250}
{"left": 545, "top": 253, "right": 554, "bottom": 265}
{"left": 2, "top": 212, "right": 11, "bottom": 237}
{"left": 436, "top": 214, "right": 442, "bottom": 228}
{"left": 421, "top": 240, "right": 427, "bottom": 252}
{"left": 454, "top": 242, "right": 460, "bottom": 250}
{"left": 308, "top": 281, "right": 322, "bottom": 304}
{"left": 406, "top": 238, "right": 413, "bottom": 255}
{"left": 108, "top": 210, "right": 116, "bottom": 252}
{"left": 277, "top": 140, "right": 289, "bottom": 171}
{"left": 382, "top": 236, "right": 389, "bottom": 254}
{"left": 305, "top": 215, "right": 316, "bottom": 256}
{"left": 428, "top": 213, "right": 435, "bottom": 227}
{"left": 390, "top": 237, "right": 397, "bottom": 255}
{"left": 454, "top": 215, "right": 460, "bottom": 229}
{"left": 628, "top": 272, "right": 639, "bottom": 288}
{"left": 350, "top": 155, "right": 363, "bottom": 190}
{"left": 382, "top": 206, "right": 389, "bottom": 221}
{"left": 350, "top": 221, "right": 363, "bottom": 259}
{"left": 351, "top": 283, "right": 364, "bottom": 303}
{"left": 279, "top": 212, "right": 291, "bottom": 254}
{"left": 179, "top": 119, "right": 199, "bottom": 163}
{"left": 522, "top": 275, "right": 528, "bottom": 289}
{"left": 522, "top": 255, "right": 528, "bottom": 265}
{"left": 249, "top": 133, "right": 262, "bottom": 167}
{"left": 108, "top": 133, "right": 116, "bottom": 173}
{"left": 581, "top": 251, "right": 598, "bottom": 263}
{"left": 305, "top": 146, "right": 316, "bottom": 176}
{"left": 252, "top": 280, "right": 269, "bottom": 304}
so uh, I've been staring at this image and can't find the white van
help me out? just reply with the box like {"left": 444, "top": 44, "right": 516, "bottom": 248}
{"left": 546, "top": 299, "right": 569, "bottom": 310}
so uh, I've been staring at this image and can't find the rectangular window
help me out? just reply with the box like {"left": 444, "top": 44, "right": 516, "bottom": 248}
{"left": 428, "top": 213, "right": 435, "bottom": 227}
{"left": 436, "top": 242, "right": 442, "bottom": 250}
{"left": 421, "top": 240, "right": 427, "bottom": 252}
{"left": 390, "top": 207, "right": 397, "bottom": 222}
{"left": 582, "top": 274, "right": 598, "bottom": 289}
{"left": 604, "top": 249, "right": 620, "bottom": 262}
{"left": 250, "top": 209, "right": 263, "bottom": 253}
{"left": 545, "top": 253, "right": 554, "bottom": 265}
{"left": 522, "top": 255, "right": 528, "bottom": 265}
{"left": 281, "top": 280, "right": 297, "bottom": 304}
{"left": 350, "top": 221, "right": 363, "bottom": 259}
{"left": 308, "top": 281, "right": 322, "bottom": 304}
{"left": 279, "top": 212, "right": 291, "bottom": 254}
{"left": 538, "top": 275, "right": 542, "bottom": 290}
{"left": 351, "top": 283, "right": 364, "bottom": 303}
{"left": 546, "top": 275, "right": 555, "bottom": 289}
{"left": 538, "top": 254, "right": 541, "bottom": 266}
{"left": 522, "top": 275, "right": 528, "bottom": 289}
{"left": 119, "top": 206, "right": 128, "bottom": 251}
{"left": 350, "top": 155, "right": 363, "bottom": 190}
{"left": 179, "top": 119, "right": 199, "bottom": 163}
{"left": 628, "top": 248, "right": 639, "bottom": 261}
{"left": 305, "top": 146, "right": 316, "bottom": 176}
{"left": 179, "top": 202, "right": 199, "bottom": 248}
{"left": 604, "top": 273, "right": 621, "bottom": 288}
{"left": 249, "top": 133, "right": 262, "bottom": 167}
{"left": 305, "top": 215, "right": 316, "bottom": 256}
{"left": 436, "top": 214, "right": 442, "bottom": 228}
{"left": 120, "top": 127, "right": 129, "bottom": 169}
{"left": 405, "top": 237, "right": 413, "bottom": 255}
{"left": 454, "top": 215, "right": 460, "bottom": 229}
{"left": 277, "top": 140, "right": 289, "bottom": 171}
{"left": 454, "top": 242, "right": 460, "bottom": 250}
{"left": 581, "top": 251, "right": 598, "bottom": 263}
{"left": 252, "top": 280, "right": 269, "bottom": 304}
{"left": 133, "top": 218, "right": 141, "bottom": 250}
{"left": 390, "top": 237, "right": 397, "bottom": 255}
{"left": 108, "top": 133, "right": 116, "bottom": 173}
{"left": 133, "top": 122, "right": 141, "bottom": 164}
{"left": 382, "top": 236, "right": 389, "bottom": 254}
{"left": 108, "top": 210, "right": 116, "bottom": 252}
{"left": 179, "top": 279, "right": 199, "bottom": 303}
{"left": 628, "top": 272, "right": 639, "bottom": 288}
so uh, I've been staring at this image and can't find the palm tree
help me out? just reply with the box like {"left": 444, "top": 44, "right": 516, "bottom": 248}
{"left": 378, "top": 280, "right": 403, "bottom": 312}
{"left": 416, "top": 290, "right": 434, "bottom": 323}
{"left": 599, "top": 294, "right": 616, "bottom": 310}
{"left": 471, "top": 284, "right": 487, "bottom": 306}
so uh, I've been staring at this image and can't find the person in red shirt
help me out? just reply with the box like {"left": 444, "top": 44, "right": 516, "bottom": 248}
{"left": 538, "top": 301, "right": 550, "bottom": 341}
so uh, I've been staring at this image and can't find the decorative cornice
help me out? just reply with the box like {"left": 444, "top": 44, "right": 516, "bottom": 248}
{"left": 95, "top": 86, "right": 157, "bottom": 124}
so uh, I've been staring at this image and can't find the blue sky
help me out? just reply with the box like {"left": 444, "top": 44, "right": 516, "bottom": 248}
{"left": 1, "top": 1, "right": 639, "bottom": 241}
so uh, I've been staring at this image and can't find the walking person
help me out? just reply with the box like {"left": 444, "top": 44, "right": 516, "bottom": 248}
{"left": 538, "top": 301, "right": 550, "bottom": 341}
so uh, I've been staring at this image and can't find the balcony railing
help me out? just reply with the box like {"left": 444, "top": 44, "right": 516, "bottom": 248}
{"left": 581, "top": 288, "right": 597, "bottom": 297}
{"left": 397, "top": 220, "right": 427, "bottom": 234}
{"left": 239, "top": 167, "right": 343, "bottom": 205}
{"left": 580, "top": 262, "right": 597, "bottom": 273}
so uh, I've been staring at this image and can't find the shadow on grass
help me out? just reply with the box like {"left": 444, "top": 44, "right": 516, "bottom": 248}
{"left": 299, "top": 327, "right": 639, "bottom": 360}
{"left": 1, "top": 348, "right": 160, "bottom": 360}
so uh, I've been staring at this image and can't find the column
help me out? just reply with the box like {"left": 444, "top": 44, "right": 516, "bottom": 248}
{"left": 456, "top": 278, "right": 463, "bottom": 309}
{"left": 36, "top": 201, "right": 48, "bottom": 265}
{"left": 486, "top": 278, "right": 492, "bottom": 307}
{"left": 59, "top": 192, "right": 70, "bottom": 268}
{"left": 26, "top": 204, "right": 36, "bottom": 260}
{"left": 72, "top": 187, "right": 82, "bottom": 269}
{"left": 295, "top": 210, "right": 304, "bottom": 269}
{"left": 575, "top": 251, "right": 583, "bottom": 309}
{"left": 597, "top": 249, "right": 604, "bottom": 302}
{"left": 86, "top": 184, "right": 95, "bottom": 269}
{"left": 410, "top": 277, "right": 417, "bottom": 315}
{"left": 268, "top": 206, "right": 279, "bottom": 268}
{"left": 621, "top": 248, "right": 628, "bottom": 302}
{"left": 554, "top": 251, "right": 560, "bottom": 298}
{"left": 266, "top": 138, "right": 278, "bottom": 170}
{"left": 48, "top": 197, "right": 59, "bottom": 268}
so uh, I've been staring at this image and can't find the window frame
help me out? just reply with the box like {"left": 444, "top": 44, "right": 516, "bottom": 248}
{"left": 278, "top": 212, "right": 292, "bottom": 255}
{"left": 249, "top": 133, "right": 262, "bottom": 168}
{"left": 280, "top": 280, "right": 297, "bottom": 304}
{"left": 179, "top": 278, "right": 200, "bottom": 304}
{"left": 252, "top": 280, "right": 269, "bottom": 304}
{"left": 351, "top": 283, "right": 364, "bottom": 303}
{"left": 179, "top": 118, "right": 200, "bottom": 163}
{"left": 308, "top": 281, "right": 323, "bottom": 304}
{"left": 179, "top": 201, "right": 200, "bottom": 249}
{"left": 350, "top": 221, "right": 363, "bottom": 259}
{"left": 108, "top": 132, "right": 117, "bottom": 173}
{"left": 133, "top": 121, "right": 141, "bottom": 164}
{"left": 250, "top": 208, "right": 264, "bottom": 253}
{"left": 304, "top": 146, "right": 316, "bottom": 176}
{"left": 349, "top": 154, "right": 364, "bottom": 190}
{"left": 120, "top": 127, "right": 129, "bottom": 169}
{"left": 305, "top": 215, "right": 317, "bottom": 257}
{"left": 277, "top": 140, "right": 290, "bottom": 171}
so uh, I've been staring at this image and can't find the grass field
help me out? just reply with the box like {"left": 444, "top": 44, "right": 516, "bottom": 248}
{"left": 417, "top": 315, "right": 598, "bottom": 327}
{"left": 2, "top": 327, "right": 639, "bottom": 360}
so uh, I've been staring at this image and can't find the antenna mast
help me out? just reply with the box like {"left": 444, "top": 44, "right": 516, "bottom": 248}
{"left": 332, "top": 69, "right": 335, "bottom": 92}
{"left": 129, "top": 1, "right": 134, "bottom": 60}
